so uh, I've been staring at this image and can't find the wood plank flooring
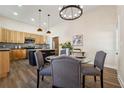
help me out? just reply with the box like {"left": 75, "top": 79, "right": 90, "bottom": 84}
{"left": 0, "top": 59, "right": 121, "bottom": 88}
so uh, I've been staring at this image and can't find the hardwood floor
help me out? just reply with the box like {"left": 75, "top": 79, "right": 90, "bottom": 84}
{"left": 0, "top": 59, "right": 121, "bottom": 88}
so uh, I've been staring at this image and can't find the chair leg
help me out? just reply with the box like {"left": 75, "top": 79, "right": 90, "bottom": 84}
{"left": 42, "top": 76, "right": 44, "bottom": 81}
{"left": 100, "top": 71, "right": 103, "bottom": 88}
{"left": 94, "top": 76, "right": 96, "bottom": 82}
{"left": 37, "top": 69, "right": 40, "bottom": 88}
{"left": 83, "top": 75, "right": 85, "bottom": 88}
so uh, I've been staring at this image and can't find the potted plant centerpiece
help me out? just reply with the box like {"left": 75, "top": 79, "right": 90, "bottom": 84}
{"left": 60, "top": 41, "right": 73, "bottom": 55}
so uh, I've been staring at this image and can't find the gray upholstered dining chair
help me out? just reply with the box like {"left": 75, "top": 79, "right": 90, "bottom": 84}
{"left": 82, "top": 51, "right": 106, "bottom": 88}
{"left": 51, "top": 56, "right": 82, "bottom": 88}
{"left": 34, "top": 50, "right": 52, "bottom": 88}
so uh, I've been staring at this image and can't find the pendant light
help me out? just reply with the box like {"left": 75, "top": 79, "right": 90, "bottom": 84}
{"left": 46, "top": 14, "right": 51, "bottom": 34}
{"left": 37, "top": 9, "right": 43, "bottom": 32}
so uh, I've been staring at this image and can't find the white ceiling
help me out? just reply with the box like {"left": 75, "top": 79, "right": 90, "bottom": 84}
{"left": 0, "top": 5, "right": 98, "bottom": 28}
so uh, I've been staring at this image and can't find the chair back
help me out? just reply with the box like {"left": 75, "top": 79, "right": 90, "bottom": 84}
{"left": 94, "top": 51, "right": 107, "bottom": 70}
{"left": 34, "top": 50, "right": 44, "bottom": 69}
{"left": 51, "top": 56, "right": 81, "bottom": 88}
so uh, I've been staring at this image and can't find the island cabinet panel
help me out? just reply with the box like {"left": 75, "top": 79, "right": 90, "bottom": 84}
{"left": 0, "top": 51, "right": 10, "bottom": 78}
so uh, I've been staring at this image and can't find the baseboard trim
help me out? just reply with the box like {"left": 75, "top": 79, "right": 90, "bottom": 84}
{"left": 118, "top": 74, "right": 124, "bottom": 88}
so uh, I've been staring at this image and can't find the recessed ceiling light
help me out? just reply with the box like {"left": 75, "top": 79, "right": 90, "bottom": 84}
{"left": 31, "top": 18, "right": 35, "bottom": 21}
{"left": 43, "top": 22, "right": 46, "bottom": 25}
{"left": 58, "top": 7, "right": 62, "bottom": 10}
{"left": 18, "top": 5, "right": 22, "bottom": 7}
{"left": 13, "top": 12, "right": 18, "bottom": 16}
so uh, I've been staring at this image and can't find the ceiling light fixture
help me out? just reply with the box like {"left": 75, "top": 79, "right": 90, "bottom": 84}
{"left": 13, "top": 12, "right": 18, "bottom": 16}
{"left": 18, "top": 5, "right": 22, "bottom": 7}
{"left": 58, "top": 7, "right": 62, "bottom": 10}
{"left": 37, "top": 9, "right": 43, "bottom": 32}
{"left": 59, "top": 5, "right": 83, "bottom": 20}
{"left": 31, "top": 18, "right": 35, "bottom": 21}
{"left": 43, "top": 22, "right": 46, "bottom": 25}
{"left": 46, "top": 14, "right": 51, "bottom": 34}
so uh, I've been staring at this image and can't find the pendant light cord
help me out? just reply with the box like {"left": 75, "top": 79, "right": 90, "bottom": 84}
{"left": 38, "top": 9, "right": 41, "bottom": 27}
{"left": 48, "top": 14, "right": 50, "bottom": 31}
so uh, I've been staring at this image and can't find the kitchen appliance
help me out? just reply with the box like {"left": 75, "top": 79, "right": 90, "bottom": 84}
{"left": 24, "top": 37, "right": 35, "bottom": 43}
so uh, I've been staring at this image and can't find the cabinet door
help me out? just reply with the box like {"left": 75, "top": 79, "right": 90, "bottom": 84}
{"left": 20, "top": 32, "right": 25, "bottom": 43}
{"left": 40, "top": 35, "right": 44, "bottom": 44}
{"left": 25, "top": 32, "right": 31, "bottom": 38}
{"left": 35, "top": 35, "right": 38, "bottom": 44}
{"left": 0, "top": 28, "right": 2, "bottom": 42}
{"left": 17, "top": 32, "right": 22, "bottom": 43}
{"left": 1, "top": 28, "right": 7, "bottom": 42}
{"left": 6, "top": 29, "right": 11, "bottom": 43}
{"left": 0, "top": 51, "right": 10, "bottom": 78}
{"left": 21, "top": 49, "right": 26, "bottom": 59}
{"left": 10, "top": 31, "right": 14, "bottom": 43}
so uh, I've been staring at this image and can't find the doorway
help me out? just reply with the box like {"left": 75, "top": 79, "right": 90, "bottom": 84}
{"left": 52, "top": 37, "right": 59, "bottom": 55}
{"left": 115, "top": 15, "right": 120, "bottom": 70}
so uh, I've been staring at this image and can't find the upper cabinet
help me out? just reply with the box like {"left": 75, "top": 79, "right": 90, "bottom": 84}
{"left": 0, "top": 28, "right": 3, "bottom": 42}
{"left": 0, "top": 28, "right": 45, "bottom": 44}
{"left": 35, "top": 35, "right": 44, "bottom": 44}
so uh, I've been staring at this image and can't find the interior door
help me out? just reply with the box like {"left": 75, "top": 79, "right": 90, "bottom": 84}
{"left": 52, "top": 37, "right": 59, "bottom": 55}
{"left": 115, "top": 15, "right": 120, "bottom": 70}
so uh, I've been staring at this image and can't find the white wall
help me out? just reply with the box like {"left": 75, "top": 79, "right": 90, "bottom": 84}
{"left": 0, "top": 15, "right": 46, "bottom": 35}
{"left": 117, "top": 6, "right": 124, "bottom": 87}
{"left": 50, "top": 6, "right": 117, "bottom": 69}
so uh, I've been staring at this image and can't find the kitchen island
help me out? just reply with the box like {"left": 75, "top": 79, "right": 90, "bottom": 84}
{"left": 0, "top": 48, "right": 10, "bottom": 78}
{"left": 28, "top": 49, "right": 56, "bottom": 66}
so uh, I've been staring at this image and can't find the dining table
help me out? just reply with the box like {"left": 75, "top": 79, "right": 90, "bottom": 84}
{"left": 45, "top": 55, "right": 91, "bottom": 64}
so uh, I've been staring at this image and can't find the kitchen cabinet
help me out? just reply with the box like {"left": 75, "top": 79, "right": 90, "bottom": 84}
{"left": 0, "top": 28, "right": 2, "bottom": 42}
{"left": 35, "top": 35, "right": 44, "bottom": 44}
{"left": 0, "top": 27, "right": 45, "bottom": 44}
{"left": 10, "top": 49, "right": 26, "bottom": 61}
{"left": 17, "top": 32, "right": 24, "bottom": 43}
{"left": 1, "top": 28, "right": 7, "bottom": 42}
{"left": 0, "top": 50, "right": 10, "bottom": 78}
{"left": 6, "top": 29, "right": 11, "bottom": 43}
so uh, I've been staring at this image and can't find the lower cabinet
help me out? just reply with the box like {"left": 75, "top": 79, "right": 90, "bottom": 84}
{"left": 10, "top": 49, "right": 26, "bottom": 61}
{"left": 0, "top": 51, "right": 10, "bottom": 78}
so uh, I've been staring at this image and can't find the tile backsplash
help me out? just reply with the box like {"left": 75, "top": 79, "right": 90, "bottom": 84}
{"left": 0, "top": 43, "right": 50, "bottom": 49}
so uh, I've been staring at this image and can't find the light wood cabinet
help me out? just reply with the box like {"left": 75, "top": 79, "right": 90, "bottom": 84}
{"left": 0, "top": 28, "right": 2, "bottom": 42}
{"left": 0, "top": 51, "right": 10, "bottom": 78}
{"left": 0, "top": 28, "right": 45, "bottom": 44}
{"left": 10, "top": 31, "right": 14, "bottom": 43}
{"left": 10, "top": 49, "right": 26, "bottom": 61}
{"left": 1, "top": 28, "right": 7, "bottom": 42}
{"left": 35, "top": 35, "right": 44, "bottom": 44}
{"left": 6, "top": 29, "right": 11, "bottom": 43}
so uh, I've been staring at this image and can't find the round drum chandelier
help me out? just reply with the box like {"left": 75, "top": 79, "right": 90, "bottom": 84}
{"left": 59, "top": 5, "right": 83, "bottom": 20}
